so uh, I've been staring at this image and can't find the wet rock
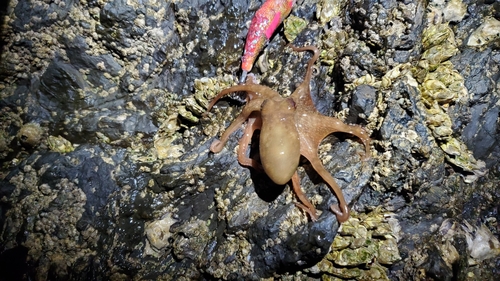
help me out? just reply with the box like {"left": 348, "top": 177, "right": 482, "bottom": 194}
{"left": 349, "top": 84, "right": 377, "bottom": 121}
{"left": 0, "top": 246, "right": 29, "bottom": 281}
{"left": 450, "top": 49, "right": 500, "bottom": 168}
{"left": 421, "top": 246, "right": 454, "bottom": 281}
{"left": 39, "top": 58, "right": 87, "bottom": 113}
{"left": 64, "top": 35, "right": 123, "bottom": 88}
{"left": 1, "top": 0, "right": 500, "bottom": 280}
{"left": 13, "top": 0, "right": 74, "bottom": 32}
{"left": 376, "top": 79, "right": 446, "bottom": 193}
{"left": 251, "top": 213, "right": 337, "bottom": 276}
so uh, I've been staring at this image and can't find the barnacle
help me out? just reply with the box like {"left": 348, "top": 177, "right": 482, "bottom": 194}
{"left": 284, "top": 15, "right": 307, "bottom": 42}
{"left": 316, "top": 0, "right": 348, "bottom": 25}
{"left": 318, "top": 209, "right": 401, "bottom": 280}
{"left": 467, "top": 17, "right": 500, "bottom": 48}
{"left": 320, "top": 28, "right": 348, "bottom": 67}
{"left": 17, "top": 123, "right": 44, "bottom": 147}
{"left": 47, "top": 135, "right": 74, "bottom": 153}
{"left": 416, "top": 22, "right": 486, "bottom": 182}
{"left": 345, "top": 63, "right": 410, "bottom": 90}
{"left": 144, "top": 214, "right": 177, "bottom": 257}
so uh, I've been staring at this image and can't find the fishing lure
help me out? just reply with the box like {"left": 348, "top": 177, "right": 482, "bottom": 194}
{"left": 240, "top": 0, "right": 295, "bottom": 83}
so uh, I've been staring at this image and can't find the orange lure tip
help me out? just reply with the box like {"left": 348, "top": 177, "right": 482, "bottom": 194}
{"left": 240, "top": 0, "right": 295, "bottom": 83}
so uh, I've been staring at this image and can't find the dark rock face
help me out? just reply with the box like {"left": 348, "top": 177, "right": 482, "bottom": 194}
{"left": 1, "top": 0, "right": 499, "bottom": 280}
{"left": 451, "top": 49, "right": 500, "bottom": 168}
{"left": 13, "top": 0, "right": 75, "bottom": 32}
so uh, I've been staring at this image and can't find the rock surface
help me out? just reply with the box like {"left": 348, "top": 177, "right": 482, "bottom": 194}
{"left": 0, "top": 0, "right": 499, "bottom": 280}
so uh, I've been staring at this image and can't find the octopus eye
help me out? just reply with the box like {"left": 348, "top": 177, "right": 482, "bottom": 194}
{"left": 286, "top": 98, "right": 296, "bottom": 109}
{"left": 261, "top": 99, "right": 269, "bottom": 111}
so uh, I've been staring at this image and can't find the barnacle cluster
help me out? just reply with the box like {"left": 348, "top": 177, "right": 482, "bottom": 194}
{"left": 408, "top": 217, "right": 500, "bottom": 279}
{"left": 6, "top": 167, "right": 92, "bottom": 280}
{"left": 193, "top": 74, "right": 237, "bottom": 113}
{"left": 284, "top": 15, "right": 307, "bottom": 42}
{"left": 316, "top": 0, "right": 348, "bottom": 26}
{"left": 413, "top": 22, "right": 485, "bottom": 182}
{"left": 195, "top": 74, "right": 239, "bottom": 134}
{"left": 316, "top": 209, "right": 401, "bottom": 280}
{"left": 341, "top": 1, "right": 486, "bottom": 182}
{"left": 204, "top": 231, "right": 254, "bottom": 279}
{"left": 427, "top": 0, "right": 467, "bottom": 24}
{"left": 0, "top": 107, "right": 22, "bottom": 162}
{"left": 47, "top": 135, "right": 74, "bottom": 153}
{"left": 171, "top": 218, "right": 212, "bottom": 262}
{"left": 144, "top": 214, "right": 177, "bottom": 257}
{"left": 153, "top": 92, "right": 185, "bottom": 160}
{"left": 346, "top": 63, "right": 411, "bottom": 91}
{"left": 315, "top": 0, "right": 350, "bottom": 70}
{"left": 467, "top": 17, "right": 500, "bottom": 48}
{"left": 152, "top": 75, "right": 235, "bottom": 160}
{"left": 320, "top": 26, "right": 348, "bottom": 68}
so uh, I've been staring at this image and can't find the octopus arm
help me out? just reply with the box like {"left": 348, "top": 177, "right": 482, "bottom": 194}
{"left": 291, "top": 172, "right": 319, "bottom": 221}
{"left": 296, "top": 113, "right": 371, "bottom": 223}
{"left": 207, "top": 84, "right": 281, "bottom": 112}
{"left": 210, "top": 99, "right": 263, "bottom": 153}
{"left": 236, "top": 112, "right": 263, "bottom": 169}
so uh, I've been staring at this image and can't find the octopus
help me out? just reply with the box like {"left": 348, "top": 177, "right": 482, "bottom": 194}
{"left": 207, "top": 45, "right": 370, "bottom": 223}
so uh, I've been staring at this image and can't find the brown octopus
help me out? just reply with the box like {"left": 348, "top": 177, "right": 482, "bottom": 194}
{"left": 207, "top": 45, "right": 370, "bottom": 222}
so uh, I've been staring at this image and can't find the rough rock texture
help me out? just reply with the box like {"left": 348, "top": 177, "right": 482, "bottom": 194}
{"left": 0, "top": 0, "right": 499, "bottom": 280}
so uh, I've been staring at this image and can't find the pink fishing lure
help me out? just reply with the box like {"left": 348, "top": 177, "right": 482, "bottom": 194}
{"left": 240, "top": 0, "right": 295, "bottom": 83}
